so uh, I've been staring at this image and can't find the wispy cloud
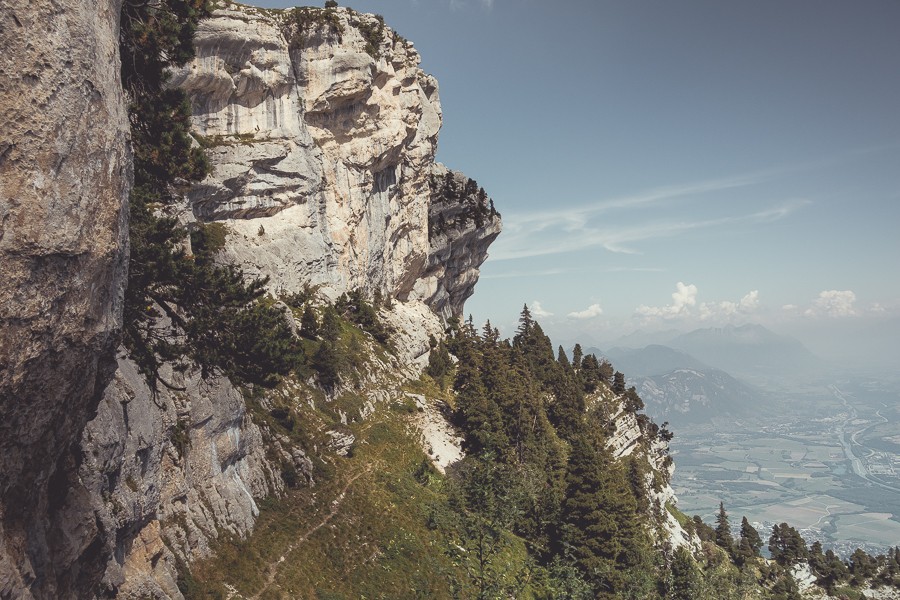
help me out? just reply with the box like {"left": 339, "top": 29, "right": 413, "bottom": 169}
{"left": 482, "top": 266, "right": 664, "bottom": 280}
{"left": 503, "top": 174, "right": 764, "bottom": 233}
{"left": 492, "top": 196, "right": 810, "bottom": 261}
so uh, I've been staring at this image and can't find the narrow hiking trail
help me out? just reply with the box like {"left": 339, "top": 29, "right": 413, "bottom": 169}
{"left": 244, "top": 467, "right": 371, "bottom": 600}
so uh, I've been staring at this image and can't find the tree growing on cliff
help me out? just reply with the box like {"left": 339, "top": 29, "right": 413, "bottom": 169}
{"left": 120, "top": 0, "right": 300, "bottom": 389}
{"left": 715, "top": 502, "right": 734, "bottom": 554}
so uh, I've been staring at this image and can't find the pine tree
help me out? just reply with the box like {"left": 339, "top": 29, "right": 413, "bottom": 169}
{"left": 612, "top": 371, "right": 626, "bottom": 395}
{"left": 300, "top": 305, "right": 319, "bottom": 338}
{"left": 715, "top": 502, "right": 733, "bottom": 554}
{"left": 769, "top": 523, "right": 807, "bottom": 567}
{"left": 311, "top": 340, "right": 340, "bottom": 389}
{"left": 735, "top": 517, "right": 762, "bottom": 564}
{"left": 320, "top": 307, "right": 341, "bottom": 341}
{"left": 557, "top": 345, "right": 571, "bottom": 370}
{"left": 670, "top": 546, "right": 702, "bottom": 600}
{"left": 515, "top": 304, "right": 533, "bottom": 338}
{"left": 558, "top": 434, "right": 645, "bottom": 596}
{"left": 572, "top": 344, "right": 583, "bottom": 370}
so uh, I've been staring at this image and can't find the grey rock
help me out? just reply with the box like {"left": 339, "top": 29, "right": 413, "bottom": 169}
{"left": 0, "top": 0, "right": 130, "bottom": 596}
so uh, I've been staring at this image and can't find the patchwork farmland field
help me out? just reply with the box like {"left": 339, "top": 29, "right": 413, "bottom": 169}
{"left": 670, "top": 377, "right": 900, "bottom": 557}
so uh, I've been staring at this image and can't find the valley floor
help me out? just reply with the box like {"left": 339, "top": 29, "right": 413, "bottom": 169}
{"left": 671, "top": 377, "right": 900, "bottom": 557}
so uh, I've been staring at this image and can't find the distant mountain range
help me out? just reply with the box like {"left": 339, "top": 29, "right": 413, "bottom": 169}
{"left": 667, "top": 323, "right": 825, "bottom": 383}
{"left": 582, "top": 323, "right": 828, "bottom": 426}
{"left": 593, "top": 344, "right": 764, "bottom": 426}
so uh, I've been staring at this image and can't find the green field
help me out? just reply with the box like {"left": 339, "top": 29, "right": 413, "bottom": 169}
{"left": 670, "top": 381, "right": 900, "bottom": 555}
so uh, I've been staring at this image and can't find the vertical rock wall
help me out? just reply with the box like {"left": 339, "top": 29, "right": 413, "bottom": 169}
{"left": 169, "top": 5, "right": 501, "bottom": 317}
{"left": 0, "top": 0, "right": 130, "bottom": 597}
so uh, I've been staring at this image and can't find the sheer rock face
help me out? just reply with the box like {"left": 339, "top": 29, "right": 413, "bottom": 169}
{"left": 0, "top": 0, "right": 130, "bottom": 597}
{"left": 169, "top": 5, "right": 500, "bottom": 325}
{"left": 80, "top": 357, "right": 305, "bottom": 599}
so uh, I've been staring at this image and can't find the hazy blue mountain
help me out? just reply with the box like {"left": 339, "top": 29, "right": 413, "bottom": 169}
{"left": 592, "top": 344, "right": 765, "bottom": 425}
{"left": 668, "top": 323, "right": 825, "bottom": 384}
{"left": 599, "top": 328, "right": 684, "bottom": 351}
{"left": 602, "top": 344, "right": 709, "bottom": 378}
{"left": 635, "top": 367, "right": 762, "bottom": 426}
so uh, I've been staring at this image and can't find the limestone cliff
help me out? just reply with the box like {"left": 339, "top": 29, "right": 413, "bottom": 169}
{"left": 0, "top": 0, "right": 130, "bottom": 596}
{"left": 169, "top": 3, "right": 500, "bottom": 324}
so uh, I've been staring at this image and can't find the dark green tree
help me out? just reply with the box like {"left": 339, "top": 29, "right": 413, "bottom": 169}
{"left": 557, "top": 345, "right": 571, "bottom": 370}
{"left": 572, "top": 343, "right": 583, "bottom": 370}
{"left": 768, "top": 523, "right": 807, "bottom": 567}
{"left": 670, "top": 546, "right": 702, "bottom": 600}
{"left": 715, "top": 502, "right": 733, "bottom": 553}
{"left": 735, "top": 516, "right": 762, "bottom": 565}
{"left": 311, "top": 340, "right": 340, "bottom": 389}
{"left": 320, "top": 306, "right": 341, "bottom": 341}
{"left": 849, "top": 547, "right": 877, "bottom": 586}
{"left": 557, "top": 434, "right": 646, "bottom": 596}
{"left": 300, "top": 305, "right": 319, "bottom": 338}
{"left": 612, "top": 371, "right": 626, "bottom": 395}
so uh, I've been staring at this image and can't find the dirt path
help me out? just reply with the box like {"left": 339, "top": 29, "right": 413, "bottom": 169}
{"left": 248, "top": 467, "right": 370, "bottom": 600}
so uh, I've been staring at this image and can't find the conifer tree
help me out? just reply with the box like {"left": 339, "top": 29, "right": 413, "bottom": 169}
{"left": 572, "top": 343, "right": 583, "bottom": 370}
{"left": 557, "top": 345, "right": 570, "bottom": 370}
{"left": 715, "top": 502, "right": 734, "bottom": 554}
{"left": 558, "top": 434, "right": 645, "bottom": 596}
{"left": 300, "top": 305, "right": 319, "bottom": 338}
{"left": 612, "top": 371, "right": 626, "bottom": 395}
{"left": 515, "top": 304, "right": 533, "bottom": 338}
{"left": 736, "top": 516, "right": 762, "bottom": 564}
{"left": 670, "top": 546, "right": 702, "bottom": 600}
{"left": 740, "top": 516, "right": 762, "bottom": 553}
{"left": 769, "top": 523, "right": 808, "bottom": 567}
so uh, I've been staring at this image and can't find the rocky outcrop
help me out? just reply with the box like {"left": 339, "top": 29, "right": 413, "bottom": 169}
{"left": 599, "top": 392, "right": 695, "bottom": 551}
{"left": 0, "top": 0, "right": 130, "bottom": 597}
{"left": 81, "top": 358, "right": 306, "bottom": 598}
{"left": 169, "top": 4, "right": 500, "bottom": 318}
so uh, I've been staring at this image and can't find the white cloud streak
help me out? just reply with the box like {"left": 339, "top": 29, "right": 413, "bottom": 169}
{"left": 481, "top": 266, "right": 664, "bottom": 280}
{"left": 491, "top": 177, "right": 810, "bottom": 261}
{"left": 568, "top": 303, "right": 604, "bottom": 319}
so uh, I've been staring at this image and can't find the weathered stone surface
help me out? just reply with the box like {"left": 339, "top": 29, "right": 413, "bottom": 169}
{"left": 81, "top": 357, "right": 299, "bottom": 599}
{"left": 0, "top": 0, "right": 130, "bottom": 596}
{"left": 170, "top": 5, "right": 499, "bottom": 322}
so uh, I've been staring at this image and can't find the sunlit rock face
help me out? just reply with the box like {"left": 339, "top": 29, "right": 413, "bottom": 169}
{"left": 170, "top": 4, "right": 500, "bottom": 327}
{"left": 0, "top": 0, "right": 130, "bottom": 596}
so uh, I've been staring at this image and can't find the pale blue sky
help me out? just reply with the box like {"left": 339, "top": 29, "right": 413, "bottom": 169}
{"left": 254, "top": 0, "right": 900, "bottom": 356}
